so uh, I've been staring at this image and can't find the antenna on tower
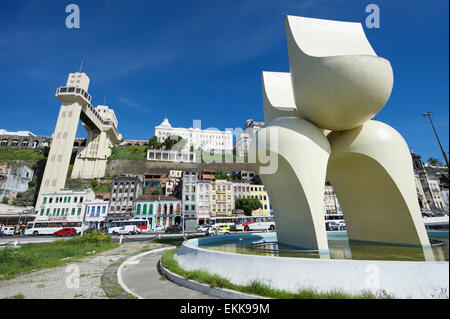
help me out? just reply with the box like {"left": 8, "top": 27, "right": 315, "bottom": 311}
{"left": 79, "top": 61, "right": 84, "bottom": 73}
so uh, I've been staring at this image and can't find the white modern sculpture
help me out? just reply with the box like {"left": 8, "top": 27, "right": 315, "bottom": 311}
{"left": 250, "top": 16, "right": 430, "bottom": 251}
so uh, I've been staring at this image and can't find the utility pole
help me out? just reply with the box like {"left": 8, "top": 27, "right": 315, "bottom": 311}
{"left": 422, "top": 111, "right": 449, "bottom": 169}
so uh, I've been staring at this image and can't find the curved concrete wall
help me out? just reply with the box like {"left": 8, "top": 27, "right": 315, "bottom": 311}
{"left": 175, "top": 234, "right": 449, "bottom": 299}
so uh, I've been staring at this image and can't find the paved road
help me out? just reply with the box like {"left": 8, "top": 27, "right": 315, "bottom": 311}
{"left": 0, "top": 232, "right": 204, "bottom": 246}
{"left": 120, "top": 248, "right": 216, "bottom": 299}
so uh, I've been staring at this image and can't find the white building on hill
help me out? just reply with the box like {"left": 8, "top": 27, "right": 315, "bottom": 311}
{"left": 154, "top": 118, "right": 233, "bottom": 153}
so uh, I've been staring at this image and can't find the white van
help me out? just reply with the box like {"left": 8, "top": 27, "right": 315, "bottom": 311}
{"left": 0, "top": 226, "right": 15, "bottom": 236}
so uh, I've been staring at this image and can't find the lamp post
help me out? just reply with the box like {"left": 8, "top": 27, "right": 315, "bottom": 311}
{"left": 422, "top": 111, "right": 449, "bottom": 169}
{"left": 182, "top": 209, "right": 186, "bottom": 240}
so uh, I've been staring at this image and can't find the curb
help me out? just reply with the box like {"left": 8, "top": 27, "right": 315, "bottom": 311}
{"left": 117, "top": 247, "right": 173, "bottom": 299}
{"left": 101, "top": 256, "right": 132, "bottom": 299}
{"left": 158, "top": 259, "right": 268, "bottom": 299}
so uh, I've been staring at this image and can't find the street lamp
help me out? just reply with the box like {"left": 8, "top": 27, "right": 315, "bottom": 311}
{"left": 182, "top": 209, "right": 186, "bottom": 241}
{"left": 421, "top": 111, "right": 449, "bottom": 169}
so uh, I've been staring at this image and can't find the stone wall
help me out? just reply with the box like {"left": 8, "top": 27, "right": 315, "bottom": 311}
{"left": 106, "top": 160, "right": 255, "bottom": 176}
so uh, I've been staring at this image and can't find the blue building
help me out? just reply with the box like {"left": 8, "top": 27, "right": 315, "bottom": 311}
{"left": 134, "top": 195, "right": 182, "bottom": 230}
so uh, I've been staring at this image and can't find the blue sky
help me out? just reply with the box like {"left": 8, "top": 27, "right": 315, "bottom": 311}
{"left": 0, "top": 0, "right": 448, "bottom": 162}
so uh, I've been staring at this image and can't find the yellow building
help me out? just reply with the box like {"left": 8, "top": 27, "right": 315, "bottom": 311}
{"left": 210, "top": 179, "right": 233, "bottom": 217}
{"left": 249, "top": 185, "right": 270, "bottom": 216}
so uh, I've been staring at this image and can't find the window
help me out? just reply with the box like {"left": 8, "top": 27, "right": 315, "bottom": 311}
{"left": 77, "top": 208, "right": 81, "bottom": 216}
{"left": 74, "top": 197, "right": 77, "bottom": 203}
{"left": 43, "top": 197, "right": 47, "bottom": 204}
{"left": 40, "top": 209, "right": 44, "bottom": 216}
{"left": 102, "top": 206, "right": 106, "bottom": 214}
{"left": 46, "top": 209, "right": 50, "bottom": 216}
{"left": 96, "top": 206, "right": 100, "bottom": 217}
{"left": 72, "top": 208, "right": 76, "bottom": 216}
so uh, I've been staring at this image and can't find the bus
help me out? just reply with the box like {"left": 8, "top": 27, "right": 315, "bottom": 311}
{"left": 24, "top": 221, "right": 86, "bottom": 236}
{"left": 108, "top": 219, "right": 151, "bottom": 233}
{"left": 210, "top": 217, "right": 236, "bottom": 228}
{"left": 324, "top": 213, "right": 345, "bottom": 223}
{"left": 234, "top": 216, "right": 276, "bottom": 232}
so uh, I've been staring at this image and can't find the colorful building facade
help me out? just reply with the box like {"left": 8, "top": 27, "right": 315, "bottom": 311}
{"left": 84, "top": 199, "right": 109, "bottom": 230}
{"left": 210, "top": 179, "right": 233, "bottom": 217}
{"left": 36, "top": 188, "right": 95, "bottom": 222}
{"left": 134, "top": 195, "right": 182, "bottom": 230}
{"left": 249, "top": 184, "right": 271, "bottom": 216}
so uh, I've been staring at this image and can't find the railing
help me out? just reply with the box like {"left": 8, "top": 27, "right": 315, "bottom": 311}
{"left": 56, "top": 86, "right": 120, "bottom": 138}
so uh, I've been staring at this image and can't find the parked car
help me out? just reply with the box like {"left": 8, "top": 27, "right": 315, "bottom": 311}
{"left": 197, "top": 225, "right": 213, "bottom": 232}
{"left": 53, "top": 228, "right": 76, "bottom": 237}
{"left": 0, "top": 226, "right": 15, "bottom": 236}
{"left": 165, "top": 225, "right": 183, "bottom": 234}
{"left": 422, "top": 212, "right": 436, "bottom": 218}
{"left": 326, "top": 222, "right": 341, "bottom": 231}
{"left": 154, "top": 225, "right": 165, "bottom": 232}
{"left": 110, "top": 225, "right": 141, "bottom": 235}
{"left": 207, "top": 225, "right": 230, "bottom": 236}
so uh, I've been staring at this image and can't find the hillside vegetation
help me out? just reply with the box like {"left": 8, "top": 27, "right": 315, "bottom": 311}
{"left": 108, "top": 145, "right": 148, "bottom": 162}
{"left": 0, "top": 147, "right": 46, "bottom": 163}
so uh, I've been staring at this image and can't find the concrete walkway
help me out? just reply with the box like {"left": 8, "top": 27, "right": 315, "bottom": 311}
{"left": 120, "top": 248, "right": 216, "bottom": 299}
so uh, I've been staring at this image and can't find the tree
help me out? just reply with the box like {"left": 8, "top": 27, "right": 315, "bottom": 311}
{"left": 40, "top": 146, "right": 50, "bottom": 158}
{"left": 148, "top": 136, "right": 162, "bottom": 149}
{"left": 235, "top": 197, "right": 262, "bottom": 216}
{"left": 90, "top": 180, "right": 99, "bottom": 190}
{"left": 214, "top": 170, "right": 230, "bottom": 180}
{"left": 152, "top": 189, "right": 163, "bottom": 195}
{"left": 427, "top": 157, "right": 443, "bottom": 167}
{"left": 172, "top": 136, "right": 187, "bottom": 151}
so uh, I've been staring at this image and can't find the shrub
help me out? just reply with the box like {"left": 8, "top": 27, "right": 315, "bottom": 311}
{"left": 0, "top": 248, "right": 35, "bottom": 266}
{"left": 52, "top": 231, "right": 112, "bottom": 246}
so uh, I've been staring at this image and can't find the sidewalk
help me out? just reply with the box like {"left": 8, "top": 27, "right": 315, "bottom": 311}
{"left": 120, "top": 248, "right": 216, "bottom": 299}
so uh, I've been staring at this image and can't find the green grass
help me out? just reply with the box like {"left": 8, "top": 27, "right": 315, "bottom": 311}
{"left": 0, "top": 147, "right": 46, "bottom": 162}
{"left": 161, "top": 249, "right": 390, "bottom": 299}
{"left": 4, "top": 294, "right": 25, "bottom": 299}
{"left": 93, "top": 182, "right": 112, "bottom": 193}
{"left": 0, "top": 232, "right": 118, "bottom": 280}
{"left": 108, "top": 145, "right": 148, "bottom": 161}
